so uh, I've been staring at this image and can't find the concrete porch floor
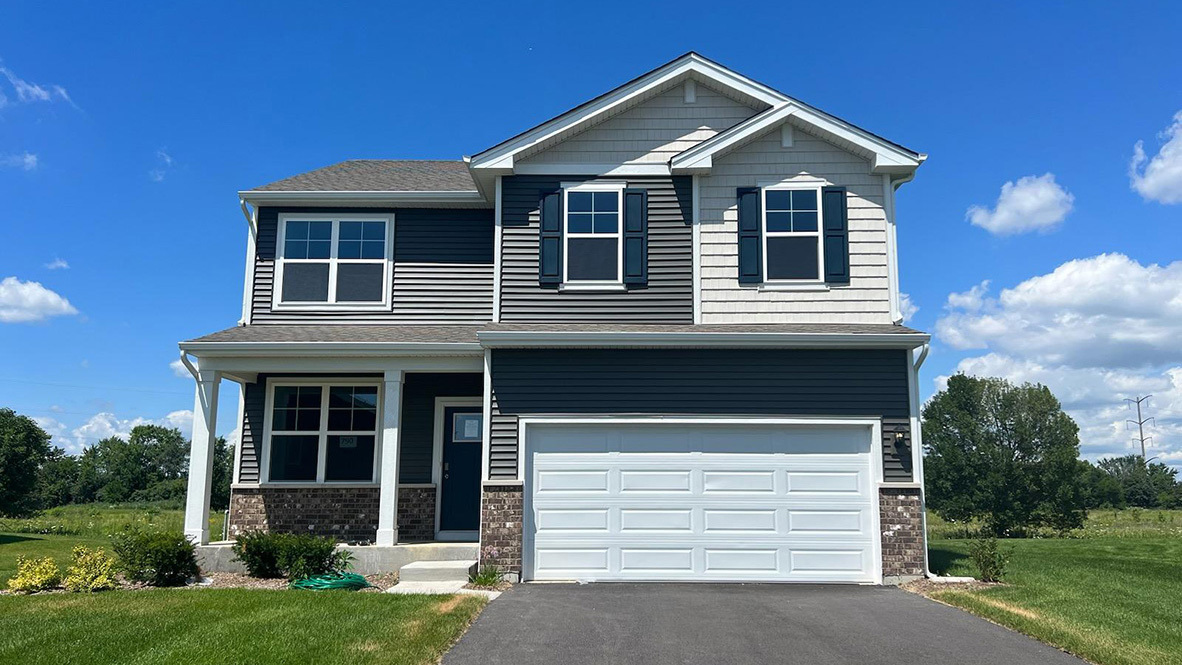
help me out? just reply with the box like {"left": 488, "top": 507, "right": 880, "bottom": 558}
{"left": 196, "top": 541, "right": 479, "bottom": 575}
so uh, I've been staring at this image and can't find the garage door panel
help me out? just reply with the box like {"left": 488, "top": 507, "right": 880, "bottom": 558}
{"left": 535, "top": 470, "right": 609, "bottom": 493}
{"left": 619, "top": 508, "right": 693, "bottom": 532}
{"left": 619, "top": 470, "right": 692, "bottom": 492}
{"left": 526, "top": 423, "right": 878, "bottom": 583}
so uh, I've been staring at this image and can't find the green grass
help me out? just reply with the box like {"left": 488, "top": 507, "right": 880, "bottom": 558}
{"left": 925, "top": 507, "right": 1182, "bottom": 539}
{"left": 925, "top": 511, "right": 1182, "bottom": 665}
{"left": 1, "top": 503, "right": 226, "bottom": 585}
{"left": 0, "top": 589, "right": 485, "bottom": 665}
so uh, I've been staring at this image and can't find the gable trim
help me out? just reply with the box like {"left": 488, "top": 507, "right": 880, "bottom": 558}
{"left": 468, "top": 53, "right": 783, "bottom": 172}
{"left": 671, "top": 104, "right": 925, "bottom": 176}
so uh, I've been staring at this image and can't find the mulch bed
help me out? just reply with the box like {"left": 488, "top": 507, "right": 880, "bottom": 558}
{"left": 4, "top": 571, "right": 402, "bottom": 595}
{"left": 902, "top": 578, "right": 1004, "bottom": 595}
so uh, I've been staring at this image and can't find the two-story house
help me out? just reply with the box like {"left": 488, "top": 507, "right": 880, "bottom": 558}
{"left": 179, "top": 53, "right": 930, "bottom": 585}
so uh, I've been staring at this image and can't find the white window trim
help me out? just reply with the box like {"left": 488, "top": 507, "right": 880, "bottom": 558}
{"left": 762, "top": 184, "right": 825, "bottom": 285}
{"left": 273, "top": 212, "right": 394, "bottom": 311}
{"left": 261, "top": 378, "right": 383, "bottom": 485}
{"left": 562, "top": 181, "right": 626, "bottom": 287}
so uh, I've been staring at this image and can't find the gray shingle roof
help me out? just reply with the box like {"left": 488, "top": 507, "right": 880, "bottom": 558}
{"left": 250, "top": 160, "right": 476, "bottom": 192}
{"left": 183, "top": 323, "right": 925, "bottom": 347}
{"left": 185, "top": 325, "right": 482, "bottom": 345}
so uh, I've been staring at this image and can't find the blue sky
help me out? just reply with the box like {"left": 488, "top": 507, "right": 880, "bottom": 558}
{"left": 2, "top": 1, "right": 1180, "bottom": 467}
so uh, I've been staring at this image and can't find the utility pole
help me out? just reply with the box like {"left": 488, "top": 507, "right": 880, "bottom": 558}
{"left": 1125, "top": 395, "right": 1155, "bottom": 459}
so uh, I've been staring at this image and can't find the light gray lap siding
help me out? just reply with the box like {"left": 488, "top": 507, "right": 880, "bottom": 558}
{"left": 499, "top": 176, "right": 694, "bottom": 323}
{"left": 488, "top": 348, "right": 913, "bottom": 482}
{"left": 251, "top": 207, "right": 494, "bottom": 323}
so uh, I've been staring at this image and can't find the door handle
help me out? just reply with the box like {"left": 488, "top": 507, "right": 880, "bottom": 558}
{"left": 444, "top": 463, "right": 450, "bottom": 471}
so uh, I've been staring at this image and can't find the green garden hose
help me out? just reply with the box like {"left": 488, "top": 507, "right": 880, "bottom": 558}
{"left": 289, "top": 572, "right": 375, "bottom": 591}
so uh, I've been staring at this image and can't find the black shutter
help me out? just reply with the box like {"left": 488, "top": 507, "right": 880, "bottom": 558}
{"left": 822, "top": 186, "right": 849, "bottom": 285}
{"left": 538, "top": 190, "right": 563, "bottom": 285}
{"left": 737, "top": 187, "right": 762, "bottom": 284}
{"left": 622, "top": 188, "right": 648, "bottom": 285}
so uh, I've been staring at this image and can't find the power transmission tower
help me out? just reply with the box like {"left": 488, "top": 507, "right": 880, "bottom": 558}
{"left": 1125, "top": 395, "right": 1155, "bottom": 459}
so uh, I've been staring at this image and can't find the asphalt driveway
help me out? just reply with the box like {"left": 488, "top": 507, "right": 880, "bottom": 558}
{"left": 444, "top": 583, "right": 1081, "bottom": 665}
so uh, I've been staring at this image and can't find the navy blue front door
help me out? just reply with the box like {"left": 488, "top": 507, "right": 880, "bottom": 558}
{"left": 440, "top": 406, "right": 482, "bottom": 532}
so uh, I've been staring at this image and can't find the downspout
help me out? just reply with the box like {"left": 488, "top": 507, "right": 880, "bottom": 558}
{"left": 238, "top": 198, "right": 258, "bottom": 327}
{"left": 910, "top": 342, "right": 939, "bottom": 579}
{"left": 178, "top": 350, "right": 199, "bottom": 381}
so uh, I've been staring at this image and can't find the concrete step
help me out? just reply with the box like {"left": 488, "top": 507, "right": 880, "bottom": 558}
{"left": 399, "top": 559, "right": 477, "bottom": 582}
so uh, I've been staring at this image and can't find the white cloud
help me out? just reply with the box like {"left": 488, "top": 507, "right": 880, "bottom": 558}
{"left": 169, "top": 358, "right": 190, "bottom": 378}
{"left": 0, "top": 276, "right": 79, "bottom": 323}
{"left": 899, "top": 292, "right": 918, "bottom": 324}
{"left": 149, "top": 149, "right": 173, "bottom": 182}
{"left": 966, "top": 173, "right": 1074, "bottom": 235}
{"left": 1130, "top": 110, "right": 1182, "bottom": 204}
{"left": 0, "top": 63, "right": 72, "bottom": 108}
{"left": 33, "top": 416, "right": 69, "bottom": 445}
{"left": 0, "top": 152, "right": 37, "bottom": 171}
{"left": 70, "top": 409, "right": 194, "bottom": 455}
{"left": 44, "top": 257, "right": 69, "bottom": 270}
{"left": 935, "top": 254, "right": 1182, "bottom": 368}
{"left": 934, "top": 253, "right": 1182, "bottom": 469}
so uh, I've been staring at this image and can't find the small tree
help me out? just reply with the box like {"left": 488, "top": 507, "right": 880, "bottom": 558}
{"left": 1097, "top": 455, "right": 1179, "bottom": 508}
{"left": 923, "top": 375, "right": 1086, "bottom": 536}
{"left": 0, "top": 408, "right": 53, "bottom": 516}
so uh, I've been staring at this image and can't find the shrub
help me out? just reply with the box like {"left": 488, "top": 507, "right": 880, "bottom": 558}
{"left": 112, "top": 529, "right": 199, "bottom": 586}
{"left": 64, "top": 546, "right": 118, "bottom": 592}
{"left": 469, "top": 564, "right": 503, "bottom": 587}
{"left": 231, "top": 532, "right": 350, "bottom": 580}
{"left": 7, "top": 556, "right": 61, "bottom": 593}
{"left": 231, "top": 531, "right": 285, "bottom": 578}
{"left": 969, "top": 535, "right": 1010, "bottom": 582}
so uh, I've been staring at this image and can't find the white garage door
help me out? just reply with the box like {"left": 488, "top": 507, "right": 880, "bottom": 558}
{"left": 523, "top": 421, "right": 880, "bottom": 583}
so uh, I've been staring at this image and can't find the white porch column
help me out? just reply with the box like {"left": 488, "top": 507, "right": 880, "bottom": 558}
{"left": 184, "top": 369, "right": 221, "bottom": 545}
{"left": 376, "top": 369, "right": 405, "bottom": 546}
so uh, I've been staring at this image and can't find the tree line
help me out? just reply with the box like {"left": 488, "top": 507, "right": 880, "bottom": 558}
{"left": 0, "top": 408, "right": 232, "bottom": 517}
{"left": 924, "top": 375, "right": 1182, "bottom": 536}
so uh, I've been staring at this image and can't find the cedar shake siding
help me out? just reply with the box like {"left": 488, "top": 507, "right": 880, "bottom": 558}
{"left": 250, "top": 206, "right": 494, "bottom": 323}
{"left": 499, "top": 175, "right": 694, "bottom": 322}
{"left": 699, "top": 122, "right": 894, "bottom": 324}
{"left": 489, "top": 348, "right": 913, "bottom": 482}
{"left": 517, "top": 82, "right": 760, "bottom": 166}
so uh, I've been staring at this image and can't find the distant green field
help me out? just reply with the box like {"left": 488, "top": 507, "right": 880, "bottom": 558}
{"left": 925, "top": 507, "right": 1182, "bottom": 540}
{"left": 0, "top": 502, "right": 225, "bottom": 584}
{"left": 925, "top": 509, "right": 1182, "bottom": 665}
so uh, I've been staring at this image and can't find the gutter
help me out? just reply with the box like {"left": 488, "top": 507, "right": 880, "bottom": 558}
{"left": 178, "top": 341, "right": 485, "bottom": 357}
{"left": 477, "top": 330, "right": 931, "bottom": 349}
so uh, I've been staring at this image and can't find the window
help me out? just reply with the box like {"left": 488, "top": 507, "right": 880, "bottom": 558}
{"left": 266, "top": 382, "right": 380, "bottom": 483}
{"left": 564, "top": 184, "right": 623, "bottom": 283}
{"left": 452, "top": 413, "right": 483, "bottom": 442}
{"left": 275, "top": 214, "right": 392, "bottom": 308}
{"left": 763, "top": 187, "right": 823, "bottom": 281}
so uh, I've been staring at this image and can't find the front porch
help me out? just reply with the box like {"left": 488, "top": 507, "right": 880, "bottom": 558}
{"left": 178, "top": 337, "right": 489, "bottom": 562}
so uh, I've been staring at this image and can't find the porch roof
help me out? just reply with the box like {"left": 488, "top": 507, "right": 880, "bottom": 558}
{"left": 180, "top": 322, "right": 928, "bottom": 354}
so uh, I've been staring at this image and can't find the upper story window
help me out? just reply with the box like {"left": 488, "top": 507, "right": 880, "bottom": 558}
{"left": 275, "top": 213, "right": 393, "bottom": 310}
{"left": 763, "top": 186, "right": 822, "bottom": 282}
{"left": 564, "top": 183, "right": 624, "bottom": 284}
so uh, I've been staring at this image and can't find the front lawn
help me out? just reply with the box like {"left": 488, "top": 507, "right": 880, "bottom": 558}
{"left": 926, "top": 514, "right": 1182, "bottom": 665}
{"left": 0, "top": 589, "right": 485, "bottom": 665}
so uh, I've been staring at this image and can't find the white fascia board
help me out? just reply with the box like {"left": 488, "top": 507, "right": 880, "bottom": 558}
{"left": 477, "top": 331, "right": 930, "bottom": 349}
{"left": 178, "top": 341, "right": 485, "bottom": 358}
{"left": 513, "top": 162, "right": 671, "bottom": 177}
{"left": 671, "top": 103, "right": 923, "bottom": 176}
{"left": 469, "top": 54, "right": 786, "bottom": 171}
{"left": 238, "top": 190, "right": 489, "bottom": 205}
